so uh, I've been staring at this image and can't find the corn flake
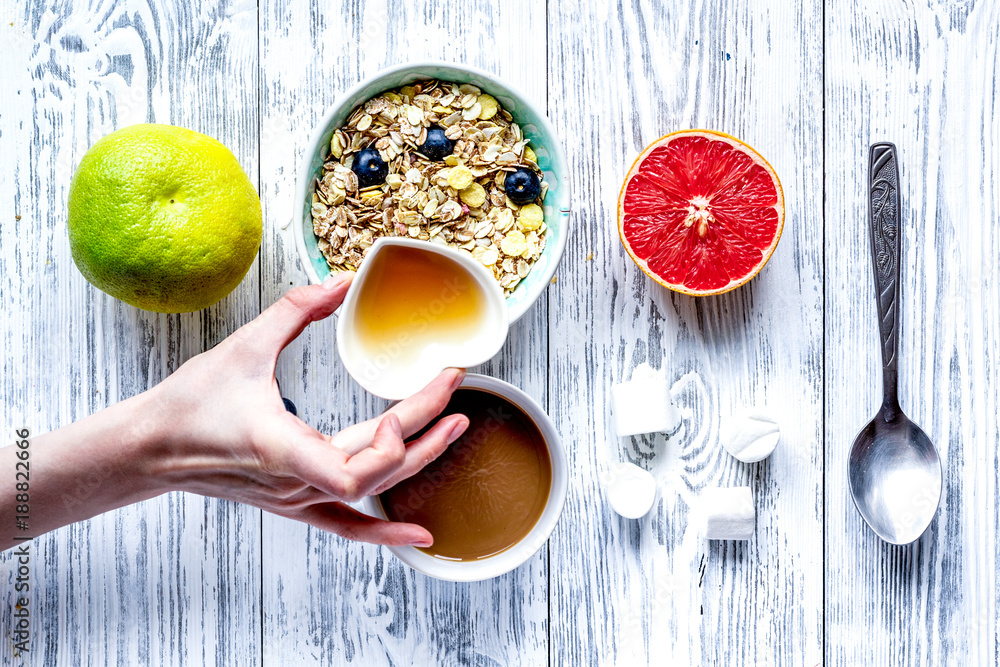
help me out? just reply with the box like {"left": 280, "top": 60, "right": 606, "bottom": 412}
{"left": 447, "top": 166, "right": 475, "bottom": 190}
{"left": 459, "top": 183, "right": 487, "bottom": 207}
{"left": 501, "top": 230, "right": 528, "bottom": 257}
{"left": 517, "top": 204, "right": 544, "bottom": 231}
{"left": 478, "top": 94, "right": 499, "bottom": 120}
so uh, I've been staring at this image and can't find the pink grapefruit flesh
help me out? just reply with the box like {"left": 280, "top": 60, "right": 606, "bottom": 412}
{"left": 618, "top": 129, "right": 784, "bottom": 296}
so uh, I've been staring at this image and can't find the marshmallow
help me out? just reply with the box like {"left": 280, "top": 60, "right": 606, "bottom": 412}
{"left": 605, "top": 462, "right": 657, "bottom": 519}
{"left": 611, "top": 363, "right": 681, "bottom": 437}
{"left": 719, "top": 411, "right": 780, "bottom": 463}
{"left": 701, "top": 487, "right": 755, "bottom": 540}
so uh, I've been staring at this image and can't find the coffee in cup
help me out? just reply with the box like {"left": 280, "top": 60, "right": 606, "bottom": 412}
{"left": 379, "top": 387, "right": 552, "bottom": 561}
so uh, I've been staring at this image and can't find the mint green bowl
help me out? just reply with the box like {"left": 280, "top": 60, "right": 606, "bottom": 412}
{"left": 293, "top": 62, "right": 571, "bottom": 323}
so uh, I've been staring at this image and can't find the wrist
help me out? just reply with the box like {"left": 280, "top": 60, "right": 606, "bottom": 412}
{"left": 119, "top": 385, "right": 178, "bottom": 498}
{"left": 15, "top": 387, "right": 176, "bottom": 540}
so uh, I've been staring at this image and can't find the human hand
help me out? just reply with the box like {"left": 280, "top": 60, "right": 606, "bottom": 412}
{"left": 139, "top": 275, "right": 469, "bottom": 547}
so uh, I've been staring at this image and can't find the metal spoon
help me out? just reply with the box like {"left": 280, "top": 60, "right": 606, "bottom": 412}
{"left": 848, "top": 143, "right": 942, "bottom": 545}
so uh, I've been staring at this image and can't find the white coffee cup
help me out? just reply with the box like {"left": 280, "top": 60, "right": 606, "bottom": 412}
{"left": 336, "top": 237, "right": 509, "bottom": 400}
{"left": 361, "top": 374, "right": 568, "bottom": 582}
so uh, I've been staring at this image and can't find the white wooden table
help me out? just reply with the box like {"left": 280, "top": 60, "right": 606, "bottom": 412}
{"left": 1, "top": 0, "right": 998, "bottom": 664}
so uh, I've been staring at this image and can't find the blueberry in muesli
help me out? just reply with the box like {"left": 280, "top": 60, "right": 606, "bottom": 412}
{"left": 351, "top": 148, "right": 388, "bottom": 187}
{"left": 419, "top": 126, "right": 455, "bottom": 161}
{"left": 504, "top": 168, "right": 541, "bottom": 205}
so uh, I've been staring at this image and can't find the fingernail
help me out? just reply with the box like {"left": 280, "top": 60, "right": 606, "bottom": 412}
{"left": 449, "top": 368, "right": 466, "bottom": 392}
{"left": 323, "top": 272, "right": 352, "bottom": 289}
{"left": 387, "top": 413, "right": 402, "bottom": 438}
{"left": 412, "top": 536, "right": 433, "bottom": 548}
{"left": 447, "top": 416, "right": 469, "bottom": 444}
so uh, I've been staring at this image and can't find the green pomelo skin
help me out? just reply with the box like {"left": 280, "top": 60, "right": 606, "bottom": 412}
{"left": 68, "top": 124, "right": 262, "bottom": 313}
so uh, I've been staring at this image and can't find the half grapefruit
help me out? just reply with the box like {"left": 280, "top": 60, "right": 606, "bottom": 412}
{"left": 617, "top": 129, "right": 784, "bottom": 296}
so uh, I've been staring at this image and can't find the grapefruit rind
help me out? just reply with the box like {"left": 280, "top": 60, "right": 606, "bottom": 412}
{"left": 617, "top": 129, "right": 785, "bottom": 296}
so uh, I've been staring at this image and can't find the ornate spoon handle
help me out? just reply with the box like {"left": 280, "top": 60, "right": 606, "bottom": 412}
{"left": 868, "top": 143, "right": 902, "bottom": 415}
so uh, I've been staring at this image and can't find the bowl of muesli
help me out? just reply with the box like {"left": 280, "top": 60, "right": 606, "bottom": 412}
{"left": 294, "top": 62, "right": 570, "bottom": 323}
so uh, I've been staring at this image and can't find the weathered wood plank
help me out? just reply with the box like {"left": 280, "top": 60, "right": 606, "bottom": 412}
{"left": 824, "top": 1, "right": 1000, "bottom": 663}
{"left": 0, "top": 1, "right": 261, "bottom": 664}
{"left": 545, "top": 0, "right": 824, "bottom": 664}
{"left": 257, "top": 0, "right": 550, "bottom": 664}
{"left": 2, "top": 0, "right": 997, "bottom": 662}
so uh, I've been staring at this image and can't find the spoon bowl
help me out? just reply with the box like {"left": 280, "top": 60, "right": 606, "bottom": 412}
{"left": 849, "top": 409, "right": 942, "bottom": 544}
{"left": 847, "top": 143, "right": 942, "bottom": 544}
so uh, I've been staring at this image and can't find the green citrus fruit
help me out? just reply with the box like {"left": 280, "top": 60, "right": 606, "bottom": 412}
{"left": 67, "top": 124, "right": 262, "bottom": 313}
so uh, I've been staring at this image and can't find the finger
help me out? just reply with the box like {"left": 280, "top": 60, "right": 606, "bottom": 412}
{"left": 372, "top": 414, "right": 469, "bottom": 495}
{"left": 384, "top": 367, "right": 466, "bottom": 435}
{"left": 331, "top": 368, "right": 465, "bottom": 455}
{"left": 264, "top": 484, "right": 337, "bottom": 511}
{"left": 188, "top": 479, "right": 336, "bottom": 513}
{"left": 233, "top": 274, "right": 353, "bottom": 359}
{"left": 277, "top": 418, "right": 356, "bottom": 499}
{"left": 343, "top": 414, "right": 407, "bottom": 498}
{"left": 282, "top": 501, "right": 434, "bottom": 547}
{"left": 287, "top": 368, "right": 465, "bottom": 491}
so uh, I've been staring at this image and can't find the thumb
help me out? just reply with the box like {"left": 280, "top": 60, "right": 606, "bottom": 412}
{"left": 237, "top": 273, "right": 352, "bottom": 358}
